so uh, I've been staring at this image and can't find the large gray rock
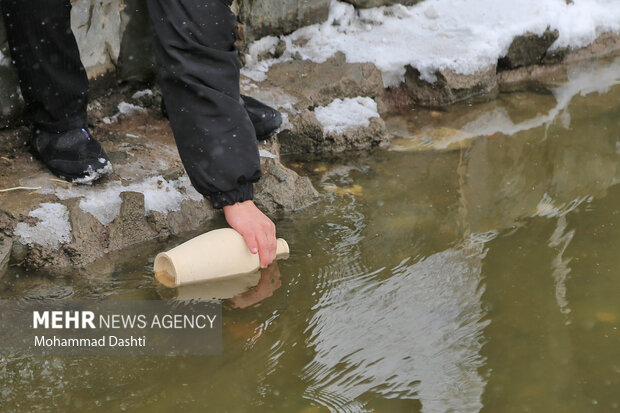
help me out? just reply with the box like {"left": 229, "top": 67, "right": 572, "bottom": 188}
{"left": 71, "top": 0, "right": 123, "bottom": 78}
{"left": 255, "top": 158, "right": 319, "bottom": 214}
{"left": 498, "top": 28, "right": 559, "bottom": 69}
{"left": 343, "top": 0, "right": 421, "bottom": 8}
{"left": 404, "top": 65, "right": 498, "bottom": 106}
{"left": 278, "top": 110, "right": 389, "bottom": 154}
{"left": 236, "top": 0, "right": 330, "bottom": 42}
{"left": 250, "top": 53, "right": 389, "bottom": 154}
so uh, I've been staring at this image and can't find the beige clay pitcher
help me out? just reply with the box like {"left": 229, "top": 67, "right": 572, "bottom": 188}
{"left": 154, "top": 228, "right": 289, "bottom": 287}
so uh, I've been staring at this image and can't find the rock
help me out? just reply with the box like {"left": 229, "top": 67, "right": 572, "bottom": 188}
{"left": 497, "top": 64, "right": 568, "bottom": 92}
{"left": 274, "top": 40, "right": 287, "bottom": 58}
{"left": 498, "top": 28, "right": 559, "bottom": 69}
{"left": 254, "top": 158, "right": 319, "bottom": 214}
{"left": 278, "top": 110, "right": 324, "bottom": 154}
{"left": 404, "top": 65, "right": 498, "bottom": 106}
{"left": 563, "top": 32, "right": 620, "bottom": 64}
{"left": 326, "top": 117, "right": 389, "bottom": 152}
{"left": 165, "top": 199, "right": 214, "bottom": 235}
{"left": 255, "top": 136, "right": 319, "bottom": 212}
{"left": 10, "top": 238, "right": 28, "bottom": 263}
{"left": 71, "top": 0, "right": 123, "bottom": 79}
{"left": 263, "top": 53, "right": 385, "bottom": 110}
{"left": 0, "top": 236, "right": 11, "bottom": 278}
{"left": 343, "top": 0, "right": 421, "bottom": 8}
{"left": 237, "top": 0, "right": 330, "bottom": 42}
{"left": 257, "top": 54, "right": 388, "bottom": 155}
{"left": 62, "top": 198, "right": 108, "bottom": 266}
{"left": 278, "top": 110, "right": 389, "bottom": 154}
{"left": 107, "top": 191, "right": 157, "bottom": 251}
{"left": 542, "top": 47, "right": 568, "bottom": 65}
{"left": 0, "top": 210, "right": 16, "bottom": 236}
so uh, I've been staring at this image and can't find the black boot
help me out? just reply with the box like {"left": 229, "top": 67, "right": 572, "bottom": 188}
{"left": 241, "top": 95, "right": 282, "bottom": 140}
{"left": 30, "top": 128, "right": 113, "bottom": 184}
{"left": 161, "top": 94, "right": 282, "bottom": 140}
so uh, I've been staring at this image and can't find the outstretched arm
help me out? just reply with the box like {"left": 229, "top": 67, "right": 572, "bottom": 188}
{"left": 146, "top": 0, "right": 277, "bottom": 266}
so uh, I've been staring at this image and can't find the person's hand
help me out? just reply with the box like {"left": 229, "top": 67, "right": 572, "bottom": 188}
{"left": 223, "top": 200, "right": 277, "bottom": 268}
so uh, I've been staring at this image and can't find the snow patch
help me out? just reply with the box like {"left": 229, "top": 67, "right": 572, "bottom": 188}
{"left": 243, "top": 0, "right": 620, "bottom": 86}
{"left": 242, "top": 36, "right": 281, "bottom": 82}
{"left": 118, "top": 102, "right": 146, "bottom": 116}
{"left": 50, "top": 175, "right": 204, "bottom": 225}
{"left": 14, "top": 203, "right": 72, "bottom": 248}
{"left": 259, "top": 149, "right": 278, "bottom": 159}
{"left": 131, "top": 89, "right": 153, "bottom": 100}
{"left": 314, "top": 97, "right": 380, "bottom": 134}
{"left": 70, "top": 160, "right": 114, "bottom": 185}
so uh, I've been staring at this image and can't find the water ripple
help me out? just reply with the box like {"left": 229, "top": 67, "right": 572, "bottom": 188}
{"left": 302, "top": 242, "right": 490, "bottom": 412}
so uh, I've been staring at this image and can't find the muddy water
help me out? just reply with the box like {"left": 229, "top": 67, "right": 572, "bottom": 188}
{"left": 1, "top": 60, "right": 619, "bottom": 412}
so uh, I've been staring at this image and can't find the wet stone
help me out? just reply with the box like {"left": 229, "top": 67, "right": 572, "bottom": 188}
{"left": 254, "top": 158, "right": 319, "bottom": 214}
{"left": 498, "top": 28, "right": 560, "bottom": 69}
{"left": 404, "top": 65, "right": 498, "bottom": 107}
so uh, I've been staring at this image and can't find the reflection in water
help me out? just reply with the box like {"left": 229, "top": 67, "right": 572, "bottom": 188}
{"left": 158, "top": 263, "right": 283, "bottom": 309}
{"left": 535, "top": 194, "right": 588, "bottom": 321}
{"left": 462, "top": 59, "right": 620, "bottom": 138}
{"left": 548, "top": 215, "right": 575, "bottom": 319}
{"left": 303, "top": 237, "right": 491, "bottom": 413}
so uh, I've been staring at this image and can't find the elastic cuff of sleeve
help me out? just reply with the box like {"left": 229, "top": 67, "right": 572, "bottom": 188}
{"left": 209, "top": 182, "right": 254, "bottom": 209}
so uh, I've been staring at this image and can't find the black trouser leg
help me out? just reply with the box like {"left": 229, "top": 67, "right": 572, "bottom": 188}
{"left": 1, "top": 0, "right": 88, "bottom": 133}
{"left": 146, "top": 0, "right": 261, "bottom": 208}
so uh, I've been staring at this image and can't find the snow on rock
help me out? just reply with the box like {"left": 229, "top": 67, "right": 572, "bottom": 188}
{"left": 259, "top": 149, "right": 278, "bottom": 159}
{"left": 102, "top": 101, "right": 147, "bottom": 124}
{"left": 242, "top": 0, "right": 620, "bottom": 86}
{"left": 117, "top": 102, "right": 146, "bottom": 116}
{"left": 314, "top": 97, "right": 380, "bottom": 134}
{"left": 14, "top": 203, "right": 72, "bottom": 248}
{"left": 49, "top": 175, "right": 204, "bottom": 225}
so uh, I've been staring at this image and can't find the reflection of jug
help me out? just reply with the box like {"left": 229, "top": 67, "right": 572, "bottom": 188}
{"left": 158, "top": 271, "right": 262, "bottom": 300}
{"left": 154, "top": 228, "right": 289, "bottom": 288}
{"left": 157, "top": 263, "right": 282, "bottom": 308}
